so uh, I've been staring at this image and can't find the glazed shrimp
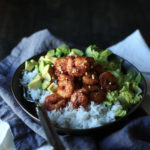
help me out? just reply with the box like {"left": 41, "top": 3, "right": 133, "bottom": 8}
{"left": 86, "top": 57, "right": 95, "bottom": 68}
{"left": 58, "top": 74, "right": 74, "bottom": 82}
{"left": 57, "top": 74, "right": 74, "bottom": 98}
{"left": 74, "top": 77, "right": 83, "bottom": 90}
{"left": 70, "top": 88, "right": 88, "bottom": 108}
{"left": 93, "top": 64, "right": 104, "bottom": 74}
{"left": 90, "top": 90, "right": 106, "bottom": 103}
{"left": 43, "top": 94, "right": 67, "bottom": 111}
{"left": 99, "top": 72, "right": 118, "bottom": 91}
{"left": 82, "top": 72, "right": 99, "bottom": 85}
{"left": 66, "top": 56, "right": 90, "bottom": 77}
{"left": 83, "top": 85, "right": 106, "bottom": 103}
{"left": 54, "top": 58, "right": 67, "bottom": 76}
{"left": 84, "top": 85, "right": 100, "bottom": 92}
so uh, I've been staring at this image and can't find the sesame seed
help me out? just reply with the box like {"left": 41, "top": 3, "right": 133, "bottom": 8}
{"left": 92, "top": 74, "right": 95, "bottom": 79}
{"left": 72, "top": 70, "right": 77, "bottom": 73}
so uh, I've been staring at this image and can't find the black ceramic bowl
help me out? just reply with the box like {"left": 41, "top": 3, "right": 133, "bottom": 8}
{"left": 11, "top": 52, "right": 147, "bottom": 135}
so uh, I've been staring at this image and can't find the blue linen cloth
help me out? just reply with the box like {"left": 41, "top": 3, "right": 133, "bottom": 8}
{"left": 0, "top": 29, "right": 150, "bottom": 150}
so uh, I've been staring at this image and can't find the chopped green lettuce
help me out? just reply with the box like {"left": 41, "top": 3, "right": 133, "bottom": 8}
{"left": 106, "top": 59, "right": 123, "bottom": 71}
{"left": 110, "top": 69, "right": 124, "bottom": 86}
{"left": 118, "top": 83, "right": 141, "bottom": 107}
{"left": 126, "top": 69, "right": 136, "bottom": 80}
{"left": 98, "top": 49, "right": 112, "bottom": 63}
{"left": 119, "top": 86, "right": 134, "bottom": 104}
{"left": 132, "top": 81, "right": 142, "bottom": 95}
{"left": 115, "top": 109, "right": 127, "bottom": 117}
{"left": 133, "top": 95, "right": 141, "bottom": 104}
{"left": 106, "top": 91, "right": 119, "bottom": 102}
{"left": 56, "top": 44, "right": 70, "bottom": 57}
{"left": 123, "top": 81, "right": 130, "bottom": 89}
{"left": 85, "top": 45, "right": 112, "bottom": 64}
{"left": 135, "top": 73, "right": 142, "bottom": 84}
{"left": 85, "top": 45, "right": 100, "bottom": 61}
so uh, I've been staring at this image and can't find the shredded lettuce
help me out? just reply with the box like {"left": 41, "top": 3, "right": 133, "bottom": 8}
{"left": 85, "top": 45, "right": 112, "bottom": 64}
{"left": 104, "top": 71, "right": 142, "bottom": 110}
{"left": 98, "top": 49, "right": 112, "bottom": 63}
{"left": 106, "top": 59, "right": 123, "bottom": 71}
{"left": 110, "top": 69, "right": 124, "bottom": 86}
{"left": 85, "top": 45, "right": 99, "bottom": 58}
{"left": 135, "top": 73, "right": 142, "bottom": 84}
{"left": 106, "top": 91, "right": 119, "bottom": 102}
{"left": 132, "top": 81, "right": 142, "bottom": 95}
{"left": 126, "top": 69, "right": 136, "bottom": 80}
{"left": 118, "top": 82, "right": 141, "bottom": 107}
{"left": 115, "top": 109, "right": 127, "bottom": 117}
{"left": 119, "top": 86, "right": 134, "bottom": 104}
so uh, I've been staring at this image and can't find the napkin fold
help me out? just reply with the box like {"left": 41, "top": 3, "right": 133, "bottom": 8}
{"left": 0, "top": 120, "right": 16, "bottom": 150}
{"left": 109, "top": 30, "right": 150, "bottom": 72}
{"left": 0, "top": 29, "right": 150, "bottom": 150}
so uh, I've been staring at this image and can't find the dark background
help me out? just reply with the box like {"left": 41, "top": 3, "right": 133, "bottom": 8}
{"left": 0, "top": 0, "right": 150, "bottom": 60}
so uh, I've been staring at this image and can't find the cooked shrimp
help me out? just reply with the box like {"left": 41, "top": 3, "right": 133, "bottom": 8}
{"left": 43, "top": 94, "right": 67, "bottom": 111}
{"left": 54, "top": 58, "right": 67, "bottom": 76}
{"left": 99, "top": 72, "right": 118, "bottom": 91}
{"left": 70, "top": 88, "right": 88, "bottom": 108}
{"left": 77, "top": 88, "right": 89, "bottom": 94}
{"left": 58, "top": 74, "right": 74, "bottom": 82}
{"left": 57, "top": 74, "right": 74, "bottom": 98}
{"left": 93, "top": 64, "right": 104, "bottom": 74}
{"left": 82, "top": 72, "right": 99, "bottom": 85}
{"left": 74, "top": 77, "right": 82, "bottom": 90}
{"left": 90, "top": 90, "right": 106, "bottom": 103}
{"left": 83, "top": 84, "right": 106, "bottom": 103}
{"left": 86, "top": 57, "right": 95, "bottom": 67}
{"left": 66, "top": 56, "right": 90, "bottom": 77}
{"left": 84, "top": 85, "right": 100, "bottom": 92}
{"left": 57, "top": 79, "right": 74, "bottom": 98}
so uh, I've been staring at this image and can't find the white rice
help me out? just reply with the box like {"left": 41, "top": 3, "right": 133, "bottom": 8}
{"left": 21, "top": 69, "right": 38, "bottom": 85}
{"left": 21, "top": 68, "right": 51, "bottom": 103}
{"left": 21, "top": 69, "right": 123, "bottom": 129}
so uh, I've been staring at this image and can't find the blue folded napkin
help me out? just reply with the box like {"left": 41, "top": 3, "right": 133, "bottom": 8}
{"left": 0, "top": 29, "right": 150, "bottom": 150}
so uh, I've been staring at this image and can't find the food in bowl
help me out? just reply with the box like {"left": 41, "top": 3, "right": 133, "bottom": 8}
{"left": 21, "top": 44, "right": 142, "bottom": 129}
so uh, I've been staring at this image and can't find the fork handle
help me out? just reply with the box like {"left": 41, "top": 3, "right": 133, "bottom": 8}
{"left": 36, "top": 105, "right": 65, "bottom": 150}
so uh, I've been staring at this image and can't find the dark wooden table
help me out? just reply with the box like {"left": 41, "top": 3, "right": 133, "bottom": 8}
{"left": 0, "top": 0, "right": 150, "bottom": 60}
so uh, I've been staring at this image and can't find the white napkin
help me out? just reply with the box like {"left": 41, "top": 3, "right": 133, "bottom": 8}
{"left": 0, "top": 120, "right": 16, "bottom": 150}
{"left": 36, "top": 144, "right": 53, "bottom": 150}
{"left": 109, "top": 30, "right": 150, "bottom": 72}
{"left": 108, "top": 29, "right": 150, "bottom": 114}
